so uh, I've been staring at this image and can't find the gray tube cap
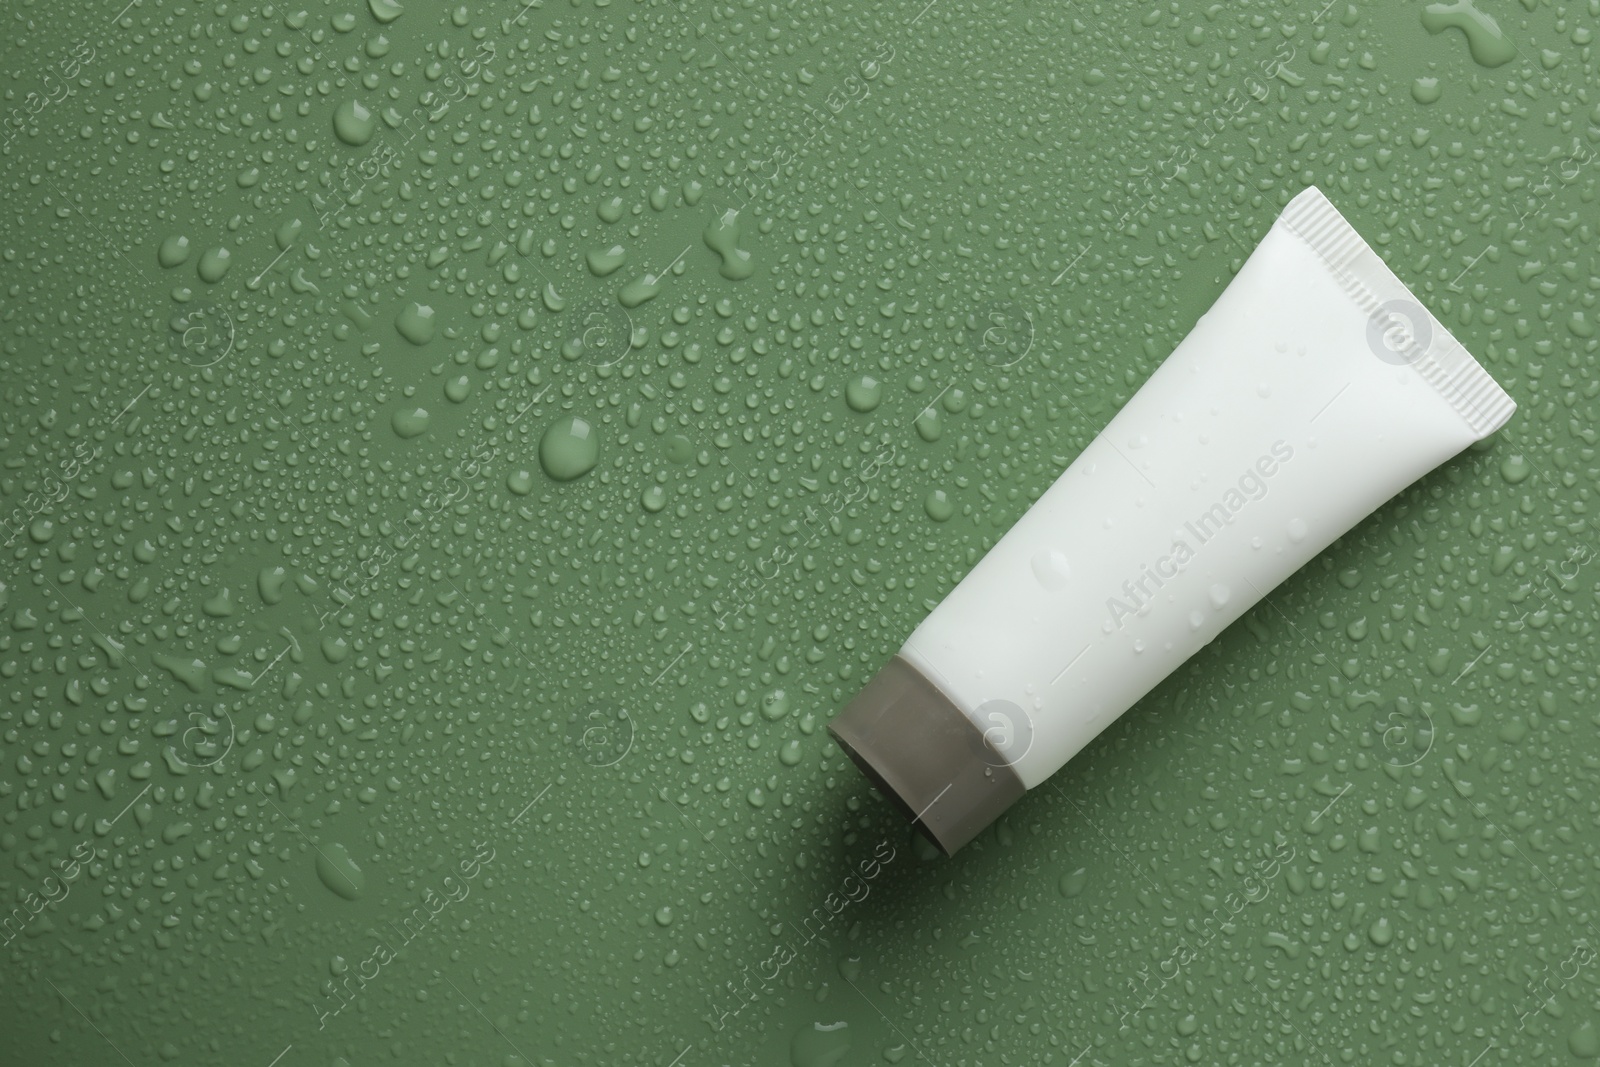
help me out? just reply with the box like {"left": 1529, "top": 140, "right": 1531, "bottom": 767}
{"left": 827, "top": 656, "right": 1025, "bottom": 856}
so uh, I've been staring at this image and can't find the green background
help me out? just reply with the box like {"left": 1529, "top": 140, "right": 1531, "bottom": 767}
{"left": 3, "top": 0, "right": 1598, "bottom": 1063}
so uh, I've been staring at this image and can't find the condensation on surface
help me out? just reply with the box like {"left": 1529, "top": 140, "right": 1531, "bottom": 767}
{"left": 2, "top": 0, "right": 1598, "bottom": 1064}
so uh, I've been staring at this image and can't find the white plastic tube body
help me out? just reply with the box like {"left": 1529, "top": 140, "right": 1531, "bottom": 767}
{"left": 899, "top": 187, "right": 1515, "bottom": 789}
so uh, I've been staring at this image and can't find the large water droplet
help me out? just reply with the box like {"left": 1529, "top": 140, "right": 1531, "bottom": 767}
{"left": 1421, "top": 0, "right": 1517, "bottom": 67}
{"left": 539, "top": 416, "right": 600, "bottom": 482}
{"left": 585, "top": 244, "right": 627, "bottom": 277}
{"left": 197, "top": 247, "right": 232, "bottom": 283}
{"left": 367, "top": 0, "right": 404, "bottom": 23}
{"left": 395, "top": 302, "right": 436, "bottom": 345}
{"left": 157, "top": 234, "right": 191, "bottom": 267}
{"left": 703, "top": 209, "right": 754, "bottom": 280}
{"left": 391, "top": 406, "right": 431, "bottom": 438}
{"left": 315, "top": 842, "right": 366, "bottom": 901}
{"left": 1030, "top": 550, "right": 1072, "bottom": 590}
{"left": 845, "top": 375, "right": 882, "bottom": 413}
{"left": 333, "top": 99, "right": 376, "bottom": 146}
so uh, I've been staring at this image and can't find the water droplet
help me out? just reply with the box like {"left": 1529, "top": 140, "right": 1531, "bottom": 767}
{"left": 1421, "top": 0, "right": 1517, "bottom": 68}
{"left": 315, "top": 842, "right": 366, "bottom": 901}
{"left": 1058, "top": 867, "right": 1089, "bottom": 897}
{"left": 539, "top": 416, "right": 599, "bottom": 482}
{"left": 1030, "top": 550, "right": 1072, "bottom": 590}
{"left": 275, "top": 218, "right": 303, "bottom": 250}
{"left": 664, "top": 435, "right": 694, "bottom": 464}
{"left": 258, "top": 566, "right": 289, "bottom": 605}
{"left": 1411, "top": 76, "right": 1442, "bottom": 104}
{"left": 585, "top": 244, "right": 627, "bottom": 277}
{"left": 761, "top": 689, "right": 791, "bottom": 721}
{"left": 1500, "top": 453, "right": 1531, "bottom": 484}
{"left": 618, "top": 274, "right": 661, "bottom": 308}
{"left": 703, "top": 209, "right": 754, "bottom": 280}
{"left": 395, "top": 302, "right": 436, "bottom": 345}
{"left": 322, "top": 634, "right": 351, "bottom": 664}
{"left": 202, "top": 588, "right": 236, "bottom": 617}
{"left": 157, "top": 234, "right": 191, "bottom": 268}
{"left": 845, "top": 375, "right": 882, "bottom": 413}
{"left": 391, "top": 406, "right": 431, "bottom": 439}
{"left": 367, "top": 0, "right": 404, "bottom": 23}
{"left": 1570, "top": 1021, "right": 1600, "bottom": 1059}
{"left": 333, "top": 99, "right": 376, "bottom": 146}
{"left": 197, "top": 247, "right": 232, "bottom": 283}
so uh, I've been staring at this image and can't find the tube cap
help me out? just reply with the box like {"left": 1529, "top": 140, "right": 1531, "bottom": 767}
{"left": 827, "top": 656, "right": 1025, "bottom": 855}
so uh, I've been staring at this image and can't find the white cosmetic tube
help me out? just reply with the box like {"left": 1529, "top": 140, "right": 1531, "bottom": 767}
{"left": 829, "top": 186, "right": 1516, "bottom": 854}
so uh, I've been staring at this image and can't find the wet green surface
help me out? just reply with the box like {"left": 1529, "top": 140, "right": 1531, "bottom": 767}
{"left": 2, "top": 0, "right": 1599, "bottom": 1064}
